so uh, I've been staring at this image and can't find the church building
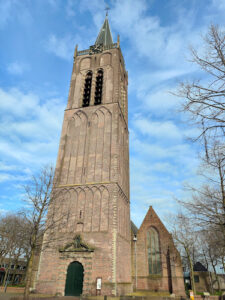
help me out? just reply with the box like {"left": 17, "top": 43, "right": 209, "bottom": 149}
{"left": 131, "top": 206, "right": 185, "bottom": 295}
{"left": 35, "top": 15, "right": 185, "bottom": 297}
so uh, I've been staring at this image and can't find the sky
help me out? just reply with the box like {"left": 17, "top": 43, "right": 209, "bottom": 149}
{"left": 0, "top": 0, "right": 224, "bottom": 228}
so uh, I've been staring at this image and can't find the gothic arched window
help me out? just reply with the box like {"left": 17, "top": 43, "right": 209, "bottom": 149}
{"left": 147, "top": 227, "right": 161, "bottom": 275}
{"left": 94, "top": 69, "right": 103, "bottom": 105}
{"left": 83, "top": 71, "right": 92, "bottom": 107}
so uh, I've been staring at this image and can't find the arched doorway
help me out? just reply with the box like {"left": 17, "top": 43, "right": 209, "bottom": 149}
{"left": 65, "top": 261, "right": 84, "bottom": 296}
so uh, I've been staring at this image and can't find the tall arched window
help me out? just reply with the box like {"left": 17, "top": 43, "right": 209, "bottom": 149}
{"left": 147, "top": 227, "right": 161, "bottom": 274}
{"left": 94, "top": 69, "right": 103, "bottom": 105}
{"left": 83, "top": 71, "right": 92, "bottom": 107}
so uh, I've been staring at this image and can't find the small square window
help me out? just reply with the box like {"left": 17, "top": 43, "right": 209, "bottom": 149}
{"left": 194, "top": 275, "right": 199, "bottom": 283}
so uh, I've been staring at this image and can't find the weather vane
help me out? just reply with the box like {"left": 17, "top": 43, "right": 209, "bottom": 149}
{"left": 105, "top": 5, "right": 110, "bottom": 16}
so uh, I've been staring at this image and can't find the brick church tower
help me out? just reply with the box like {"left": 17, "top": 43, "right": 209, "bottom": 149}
{"left": 36, "top": 15, "right": 132, "bottom": 296}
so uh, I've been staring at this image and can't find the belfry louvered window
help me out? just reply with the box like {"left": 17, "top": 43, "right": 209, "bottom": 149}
{"left": 147, "top": 227, "right": 161, "bottom": 275}
{"left": 83, "top": 71, "right": 92, "bottom": 107}
{"left": 94, "top": 69, "right": 103, "bottom": 105}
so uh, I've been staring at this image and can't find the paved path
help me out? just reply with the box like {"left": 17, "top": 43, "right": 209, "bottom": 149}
{"left": 0, "top": 293, "right": 81, "bottom": 300}
{"left": 0, "top": 292, "right": 22, "bottom": 300}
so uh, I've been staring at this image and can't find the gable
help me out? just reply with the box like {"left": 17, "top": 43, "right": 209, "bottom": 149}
{"left": 138, "top": 206, "right": 171, "bottom": 240}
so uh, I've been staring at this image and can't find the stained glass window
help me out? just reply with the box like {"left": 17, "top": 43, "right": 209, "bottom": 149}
{"left": 147, "top": 227, "right": 161, "bottom": 274}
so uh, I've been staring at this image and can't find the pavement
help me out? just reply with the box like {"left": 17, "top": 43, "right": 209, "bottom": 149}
{"left": 0, "top": 293, "right": 81, "bottom": 300}
{"left": 0, "top": 292, "right": 22, "bottom": 300}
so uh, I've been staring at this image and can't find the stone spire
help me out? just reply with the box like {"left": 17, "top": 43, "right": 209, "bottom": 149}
{"left": 95, "top": 14, "right": 113, "bottom": 46}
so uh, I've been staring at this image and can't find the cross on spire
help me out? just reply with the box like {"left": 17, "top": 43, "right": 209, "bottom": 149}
{"left": 95, "top": 6, "right": 113, "bottom": 46}
{"left": 105, "top": 5, "right": 110, "bottom": 16}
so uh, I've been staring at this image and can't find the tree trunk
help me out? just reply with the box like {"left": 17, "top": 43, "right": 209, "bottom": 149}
{"left": 10, "top": 261, "right": 17, "bottom": 285}
{"left": 186, "top": 246, "right": 196, "bottom": 294}
{"left": 11, "top": 249, "right": 22, "bottom": 285}
{"left": 24, "top": 242, "right": 35, "bottom": 297}
{"left": 203, "top": 250, "right": 213, "bottom": 294}
{"left": 11, "top": 265, "right": 17, "bottom": 285}
{"left": 209, "top": 249, "right": 221, "bottom": 292}
{"left": 212, "top": 264, "right": 221, "bottom": 292}
{"left": 3, "top": 257, "right": 12, "bottom": 287}
{"left": 2, "top": 268, "right": 9, "bottom": 287}
{"left": 208, "top": 271, "right": 214, "bottom": 294}
{"left": 218, "top": 161, "right": 225, "bottom": 214}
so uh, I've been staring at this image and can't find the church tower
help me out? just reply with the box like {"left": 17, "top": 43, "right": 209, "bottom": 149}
{"left": 36, "top": 15, "right": 132, "bottom": 296}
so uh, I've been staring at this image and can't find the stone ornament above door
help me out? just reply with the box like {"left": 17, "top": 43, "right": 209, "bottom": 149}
{"left": 59, "top": 234, "right": 94, "bottom": 252}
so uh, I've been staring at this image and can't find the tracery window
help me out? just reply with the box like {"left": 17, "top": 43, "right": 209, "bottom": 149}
{"left": 94, "top": 69, "right": 103, "bottom": 105}
{"left": 147, "top": 227, "right": 161, "bottom": 275}
{"left": 83, "top": 71, "right": 92, "bottom": 107}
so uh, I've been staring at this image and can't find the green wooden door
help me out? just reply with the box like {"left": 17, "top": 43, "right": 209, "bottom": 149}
{"left": 65, "top": 261, "right": 84, "bottom": 296}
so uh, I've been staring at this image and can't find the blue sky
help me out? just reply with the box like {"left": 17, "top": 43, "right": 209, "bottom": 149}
{"left": 0, "top": 0, "right": 224, "bottom": 227}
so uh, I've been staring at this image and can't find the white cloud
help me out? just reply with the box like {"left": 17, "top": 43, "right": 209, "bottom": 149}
{"left": 66, "top": 0, "right": 77, "bottom": 17}
{"left": 44, "top": 33, "right": 89, "bottom": 60}
{"left": 0, "top": 208, "right": 8, "bottom": 216}
{"left": 45, "top": 34, "right": 75, "bottom": 60}
{"left": 0, "top": 88, "right": 39, "bottom": 117}
{"left": 0, "top": 173, "right": 28, "bottom": 183}
{"left": 146, "top": 89, "right": 179, "bottom": 113}
{"left": 0, "top": 1, "right": 14, "bottom": 28}
{"left": 212, "top": 0, "right": 225, "bottom": 11}
{"left": 47, "top": 0, "right": 59, "bottom": 8}
{"left": 131, "top": 157, "right": 176, "bottom": 175}
{"left": 133, "top": 118, "right": 182, "bottom": 141}
{"left": 133, "top": 69, "right": 194, "bottom": 96}
{"left": 7, "top": 62, "right": 29, "bottom": 75}
{"left": 0, "top": 87, "right": 64, "bottom": 172}
{"left": 75, "top": 0, "right": 106, "bottom": 22}
{"left": 0, "top": 162, "right": 18, "bottom": 171}
{"left": 131, "top": 84, "right": 186, "bottom": 117}
{"left": 110, "top": 0, "right": 204, "bottom": 68}
{"left": 130, "top": 129, "right": 195, "bottom": 162}
{"left": 0, "top": 0, "right": 32, "bottom": 29}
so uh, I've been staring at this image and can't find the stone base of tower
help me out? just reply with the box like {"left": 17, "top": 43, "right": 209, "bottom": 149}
{"left": 36, "top": 253, "right": 132, "bottom": 297}
{"left": 36, "top": 249, "right": 133, "bottom": 296}
{"left": 35, "top": 201, "right": 133, "bottom": 297}
{"left": 116, "top": 283, "right": 133, "bottom": 295}
{"left": 36, "top": 281, "right": 132, "bottom": 297}
{"left": 36, "top": 277, "right": 132, "bottom": 297}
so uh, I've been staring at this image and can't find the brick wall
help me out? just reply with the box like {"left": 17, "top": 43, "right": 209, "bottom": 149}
{"left": 131, "top": 206, "right": 185, "bottom": 296}
{"left": 36, "top": 45, "right": 132, "bottom": 296}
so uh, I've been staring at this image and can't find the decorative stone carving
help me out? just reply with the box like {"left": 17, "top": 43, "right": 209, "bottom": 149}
{"left": 59, "top": 235, "right": 94, "bottom": 252}
{"left": 89, "top": 44, "right": 103, "bottom": 55}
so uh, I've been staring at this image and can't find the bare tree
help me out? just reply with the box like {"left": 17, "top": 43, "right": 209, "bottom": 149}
{"left": 177, "top": 145, "right": 225, "bottom": 286}
{"left": 0, "top": 216, "right": 10, "bottom": 264}
{"left": 170, "top": 213, "right": 197, "bottom": 294}
{"left": 22, "top": 165, "right": 55, "bottom": 297}
{"left": 175, "top": 25, "right": 225, "bottom": 283}
{"left": 21, "top": 164, "right": 79, "bottom": 297}
{"left": 176, "top": 25, "right": 225, "bottom": 224}
{"left": 181, "top": 144, "right": 225, "bottom": 250}
{"left": 176, "top": 25, "right": 225, "bottom": 145}
{"left": 0, "top": 214, "right": 30, "bottom": 286}
{"left": 198, "top": 229, "right": 223, "bottom": 292}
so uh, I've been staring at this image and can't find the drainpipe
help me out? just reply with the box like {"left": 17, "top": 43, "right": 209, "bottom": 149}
{"left": 133, "top": 235, "right": 137, "bottom": 290}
